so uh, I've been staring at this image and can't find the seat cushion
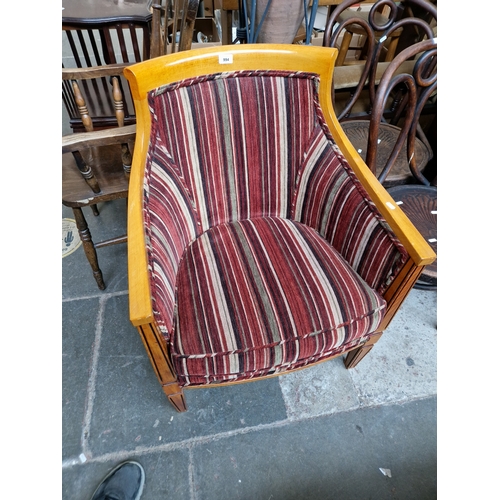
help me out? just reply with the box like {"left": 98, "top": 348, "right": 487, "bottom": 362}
{"left": 172, "top": 217, "right": 386, "bottom": 386}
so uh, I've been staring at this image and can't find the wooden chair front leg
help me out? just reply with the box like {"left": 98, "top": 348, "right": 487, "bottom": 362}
{"left": 344, "top": 333, "right": 381, "bottom": 369}
{"left": 137, "top": 322, "right": 187, "bottom": 412}
{"left": 72, "top": 207, "right": 106, "bottom": 290}
{"left": 345, "top": 260, "right": 425, "bottom": 369}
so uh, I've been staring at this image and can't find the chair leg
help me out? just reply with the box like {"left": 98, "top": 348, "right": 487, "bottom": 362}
{"left": 72, "top": 207, "right": 106, "bottom": 290}
{"left": 164, "top": 386, "right": 187, "bottom": 412}
{"left": 137, "top": 322, "right": 188, "bottom": 412}
{"left": 344, "top": 344, "right": 373, "bottom": 369}
{"left": 91, "top": 205, "right": 100, "bottom": 216}
{"left": 344, "top": 333, "right": 382, "bottom": 369}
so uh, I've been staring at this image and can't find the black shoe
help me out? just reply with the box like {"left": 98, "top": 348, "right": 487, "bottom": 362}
{"left": 90, "top": 461, "right": 145, "bottom": 500}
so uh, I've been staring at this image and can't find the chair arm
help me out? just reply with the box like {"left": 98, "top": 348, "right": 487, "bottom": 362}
{"left": 326, "top": 122, "right": 436, "bottom": 270}
{"left": 293, "top": 127, "right": 405, "bottom": 294}
{"left": 62, "top": 64, "right": 130, "bottom": 81}
{"left": 129, "top": 138, "right": 199, "bottom": 337}
{"left": 62, "top": 125, "right": 136, "bottom": 153}
{"left": 293, "top": 123, "right": 435, "bottom": 295}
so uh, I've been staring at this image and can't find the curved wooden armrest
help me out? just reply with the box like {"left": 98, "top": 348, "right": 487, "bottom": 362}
{"left": 62, "top": 124, "right": 136, "bottom": 153}
{"left": 328, "top": 121, "right": 436, "bottom": 267}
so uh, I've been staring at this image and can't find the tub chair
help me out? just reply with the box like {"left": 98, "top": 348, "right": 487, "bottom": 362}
{"left": 123, "top": 44, "right": 435, "bottom": 412}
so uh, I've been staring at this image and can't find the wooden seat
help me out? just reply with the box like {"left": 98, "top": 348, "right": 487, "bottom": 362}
{"left": 386, "top": 184, "right": 437, "bottom": 289}
{"left": 62, "top": 65, "right": 136, "bottom": 290}
{"left": 340, "top": 119, "right": 432, "bottom": 187}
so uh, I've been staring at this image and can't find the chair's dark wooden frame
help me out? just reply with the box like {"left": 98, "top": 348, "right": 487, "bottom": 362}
{"left": 62, "top": 65, "right": 136, "bottom": 290}
{"left": 62, "top": 6, "right": 152, "bottom": 132}
{"left": 323, "top": 0, "right": 436, "bottom": 188}
{"left": 323, "top": 0, "right": 437, "bottom": 121}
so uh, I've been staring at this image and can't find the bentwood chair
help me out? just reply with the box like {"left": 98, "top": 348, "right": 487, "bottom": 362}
{"left": 62, "top": 65, "right": 136, "bottom": 290}
{"left": 347, "top": 39, "right": 437, "bottom": 288}
{"left": 123, "top": 44, "right": 436, "bottom": 412}
{"left": 324, "top": 0, "right": 437, "bottom": 187}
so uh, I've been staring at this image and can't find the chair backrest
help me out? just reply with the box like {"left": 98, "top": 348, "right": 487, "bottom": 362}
{"left": 126, "top": 46, "right": 342, "bottom": 233}
{"left": 63, "top": 63, "right": 135, "bottom": 133}
{"left": 62, "top": 0, "right": 153, "bottom": 68}
{"left": 63, "top": 21, "right": 152, "bottom": 67}
{"left": 63, "top": 4, "right": 153, "bottom": 132}
{"left": 150, "top": 0, "right": 200, "bottom": 57}
{"left": 143, "top": 69, "right": 320, "bottom": 229}
{"left": 63, "top": 64, "right": 134, "bottom": 183}
{"left": 361, "top": 38, "right": 437, "bottom": 185}
{"left": 323, "top": 0, "right": 436, "bottom": 121}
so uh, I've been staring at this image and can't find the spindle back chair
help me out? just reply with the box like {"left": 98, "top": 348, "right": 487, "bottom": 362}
{"left": 62, "top": 65, "right": 135, "bottom": 290}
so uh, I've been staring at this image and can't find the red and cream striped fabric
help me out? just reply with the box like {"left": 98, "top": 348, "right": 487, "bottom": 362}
{"left": 173, "top": 217, "right": 386, "bottom": 385}
{"left": 292, "top": 125, "right": 408, "bottom": 294}
{"left": 143, "top": 70, "right": 408, "bottom": 385}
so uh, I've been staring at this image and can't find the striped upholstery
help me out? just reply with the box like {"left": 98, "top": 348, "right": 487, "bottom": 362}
{"left": 292, "top": 124, "right": 408, "bottom": 294}
{"left": 143, "top": 70, "right": 409, "bottom": 386}
{"left": 174, "top": 217, "right": 386, "bottom": 385}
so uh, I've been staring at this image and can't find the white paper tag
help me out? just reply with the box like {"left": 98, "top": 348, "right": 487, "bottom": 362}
{"left": 219, "top": 54, "right": 233, "bottom": 64}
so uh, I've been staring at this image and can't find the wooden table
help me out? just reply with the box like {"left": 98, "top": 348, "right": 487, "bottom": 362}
{"left": 215, "top": 0, "right": 347, "bottom": 45}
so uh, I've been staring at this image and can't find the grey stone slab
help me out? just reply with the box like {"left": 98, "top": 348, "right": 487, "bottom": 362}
{"left": 87, "top": 294, "right": 288, "bottom": 457}
{"left": 62, "top": 448, "right": 190, "bottom": 500}
{"left": 191, "top": 397, "right": 437, "bottom": 500}
{"left": 62, "top": 200, "right": 128, "bottom": 298}
{"left": 349, "top": 289, "right": 437, "bottom": 407}
{"left": 279, "top": 288, "right": 436, "bottom": 419}
{"left": 279, "top": 357, "right": 360, "bottom": 419}
{"left": 62, "top": 297, "right": 100, "bottom": 461}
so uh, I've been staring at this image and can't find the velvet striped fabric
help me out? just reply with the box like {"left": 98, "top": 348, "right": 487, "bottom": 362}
{"left": 173, "top": 217, "right": 386, "bottom": 386}
{"left": 292, "top": 125, "right": 408, "bottom": 294}
{"left": 143, "top": 70, "right": 408, "bottom": 385}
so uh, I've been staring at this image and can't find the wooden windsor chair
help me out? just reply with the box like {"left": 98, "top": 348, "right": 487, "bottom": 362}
{"left": 62, "top": 65, "right": 135, "bottom": 290}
